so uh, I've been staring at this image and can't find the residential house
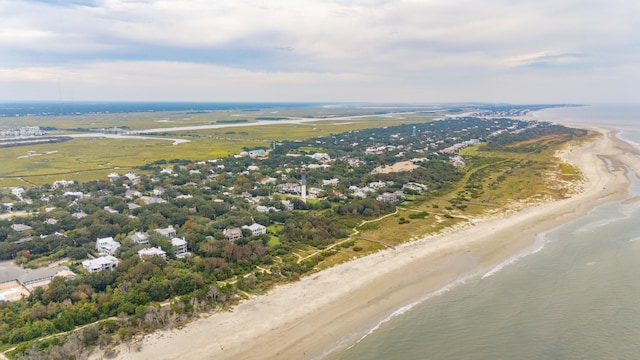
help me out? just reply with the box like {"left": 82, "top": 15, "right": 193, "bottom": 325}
{"left": 103, "top": 206, "right": 118, "bottom": 214}
{"left": 138, "top": 247, "right": 167, "bottom": 260}
{"left": 95, "top": 237, "right": 121, "bottom": 255}
{"left": 155, "top": 225, "right": 176, "bottom": 238}
{"left": 256, "top": 205, "right": 278, "bottom": 213}
{"left": 369, "top": 181, "right": 387, "bottom": 189}
{"left": 402, "top": 182, "right": 428, "bottom": 193}
{"left": 309, "top": 152, "right": 331, "bottom": 162}
{"left": 281, "top": 200, "right": 294, "bottom": 211}
{"left": 223, "top": 228, "right": 243, "bottom": 241}
{"left": 10, "top": 187, "right": 25, "bottom": 198}
{"left": 277, "top": 183, "right": 301, "bottom": 193}
{"left": 376, "top": 192, "right": 398, "bottom": 203}
{"left": 129, "top": 232, "right": 149, "bottom": 245}
{"left": 124, "top": 172, "right": 138, "bottom": 183}
{"left": 128, "top": 203, "right": 141, "bottom": 210}
{"left": 140, "top": 196, "right": 167, "bottom": 205}
{"left": 63, "top": 191, "right": 84, "bottom": 199}
{"left": 72, "top": 211, "right": 88, "bottom": 219}
{"left": 308, "top": 187, "right": 323, "bottom": 198}
{"left": 82, "top": 256, "right": 118, "bottom": 272}
{"left": 242, "top": 223, "right": 267, "bottom": 236}
{"left": 259, "top": 176, "right": 277, "bottom": 185}
{"left": 11, "top": 224, "right": 32, "bottom": 232}
{"left": 248, "top": 149, "right": 267, "bottom": 158}
{"left": 52, "top": 180, "right": 74, "bottom": 190}
{"left": 322, "top": 178, "right": 340, "bottom": 186}
{"left": 171, "top": 237, "right": 188, "bottom": 257}
{"left": 124, "top": 189, "right": 141, "bottom": 198}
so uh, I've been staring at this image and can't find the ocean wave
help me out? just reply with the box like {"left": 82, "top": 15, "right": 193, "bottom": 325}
{"left": 481, "top": 233, "right": 549, "bottom": 279}
{"left": 572, "top": 215, "right": 625, "bottom": 234}
{"left": 343, "top": 273, "right": 478, "bottom": 351}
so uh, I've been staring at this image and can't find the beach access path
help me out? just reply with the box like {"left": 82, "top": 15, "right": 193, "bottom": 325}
{"left": 112, "top": 127, "right": 638, "bottom": 360}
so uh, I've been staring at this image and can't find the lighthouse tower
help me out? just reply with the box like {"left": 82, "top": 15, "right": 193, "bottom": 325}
{"left": 301, "top": 169, "right": 307, "bottom": 203}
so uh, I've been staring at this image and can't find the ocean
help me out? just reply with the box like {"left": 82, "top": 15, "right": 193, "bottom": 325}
{"left": 326, "top": 104, "right": 640, "bottom": 360}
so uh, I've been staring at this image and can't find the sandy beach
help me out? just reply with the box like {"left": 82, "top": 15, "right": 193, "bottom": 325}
{"left": 114, "top": 127, "right": 640, "bottom": 360}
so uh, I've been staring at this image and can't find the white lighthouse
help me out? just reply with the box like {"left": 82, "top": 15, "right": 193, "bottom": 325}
{"left": 301, "top": 168, "right": 307, "bottom": 203}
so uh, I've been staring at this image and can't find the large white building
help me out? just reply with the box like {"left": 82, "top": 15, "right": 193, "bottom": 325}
{"left": 138, "top": 247, "right": 167, "bottom": 260}
{"left": 242, "top": 223, "right": 267, "bottom": 236}
{"left": 171, "top": 237, "right": 188, "bottom": 257}
{"left": 129, "top": 232, "right": 149, "bottom": 245}
{"left": 95, "top": 237, "right": 121, "bottom": 255}
{"left": 155, "top": 225, "right": 176, "bottom": 238}
{"left": 82, "top": 256, "right": 118, "bottom": 272}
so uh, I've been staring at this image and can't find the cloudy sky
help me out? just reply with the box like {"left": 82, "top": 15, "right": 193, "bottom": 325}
{"left": 1, "top": 0, "right": 638, "bottom": 103}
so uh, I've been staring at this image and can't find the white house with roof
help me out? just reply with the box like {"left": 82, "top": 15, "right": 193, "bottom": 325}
{"left": 10, "top": 187, "right": 25, "bottom": 198}
{"left": 171, "top": 237, "right": 188, "bottom": 257}
{"left": 124, "top": 189, "right": 141, "bottom": 198}
{"left": 376, "top": 192, "right": 398, "bottom": 203}
{"left": 309, "top": 152, "right": 331, "bottom": 162}
{"left": 155, "top": 225, "right": 176, "bottom": 238}
{"left": 402, "top": 182, "right": 428, "bottom": 193}
{"left": 11, "top": 224, "right": 32, "bottom": 232}
{"left": 95, "top": 237, "right": 121, "bottom": 255}
{"left": 63, "top": 191, "right": 84, "bottom": 199}
{"left": 248, "top": 149, "right": 268, "bottom": 158}
{"left": 322, "top": 178, "right": 340, "bottom": 186}
{"left": 129, "top": 232, "right": 149, "bottom": 245}
{"left": 138, "top": 247, "right": 167, "bottom": 260}
{"left": 242, "top": 223, "right": 267, "bottom": 236}
{"left": 72, "top": 211, "right": 88, "bottom": 219}
{"left": 124, "top": 172, "right": 138, "bottom": 183}
{"left": 281, "top": 200, "right": 294, "bottom": 211}
{"left": 82, "top": 256, "right": 118, "bottom": 272}
{"left": 52, "top": 180, "right": 74, "bottom": 189}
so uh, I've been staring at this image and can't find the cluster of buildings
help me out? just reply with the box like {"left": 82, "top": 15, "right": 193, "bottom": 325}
{"left": 0, "top": 262, "right": 75, "bottom": 302}
{"left": 82, "top": 226, "right": 189, "bottom": 273}
{"left": 223, "top": 223, "right": 267, "bottom": 242}
{"left": 0, "top": 126, "right": 46, "bottom": 138}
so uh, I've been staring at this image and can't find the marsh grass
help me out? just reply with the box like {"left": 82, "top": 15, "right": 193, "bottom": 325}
{"left": 0, "top": 113, "right": 434, "bottom": 185}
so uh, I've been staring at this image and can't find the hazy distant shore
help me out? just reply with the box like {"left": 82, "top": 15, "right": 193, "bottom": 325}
{"left": 112, "top": 126, "right": 637, "bottom": 360}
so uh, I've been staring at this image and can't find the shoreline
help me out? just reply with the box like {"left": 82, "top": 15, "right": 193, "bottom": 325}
{"left": 113, "top": 127, "right": 638, "bottom": 360}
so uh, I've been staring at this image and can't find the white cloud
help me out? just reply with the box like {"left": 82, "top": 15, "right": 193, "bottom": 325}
{"left": 1, "top": 0, "right": 639, "bottom": 102}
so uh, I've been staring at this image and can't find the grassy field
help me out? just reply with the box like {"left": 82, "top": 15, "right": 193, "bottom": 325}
{"left": 0, "top": 111, "right": 435, "bottom": 186}
{"left": 349, "top": 133, "right": 583, "bottom": 258}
